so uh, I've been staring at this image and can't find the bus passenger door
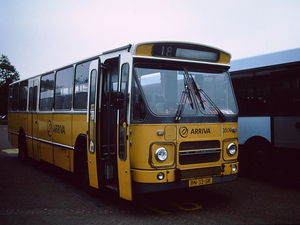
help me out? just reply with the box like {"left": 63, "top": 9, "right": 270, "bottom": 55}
{"left": 116, "top": 53, "right": 133, "bottom": 200}
{"left": 87, "top": 60, "right": 99, "bottom": 188}
{"left": 28, "top": 79, "right": 39, "bottom": 160}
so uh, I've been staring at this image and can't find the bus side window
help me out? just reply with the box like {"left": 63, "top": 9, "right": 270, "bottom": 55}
{"left": 55, "top": 67, "right": 74, "bottom": 110}
{"left": 19, "top": 81, "right": 28, "bottom": 111}
{"left": 12, "top": 84, "right": 19, "bottom": 111}
{"left": 29, "top": 86, "right": 38, "bottom": 111}
{"left": 40, "top": 73, "right": 54, "bottom": 111}
{"left": 272, "top": 69, "right": 300, "bottom": 115}
{"left": 74, "top": 61, "right": 91, "bottom": 110}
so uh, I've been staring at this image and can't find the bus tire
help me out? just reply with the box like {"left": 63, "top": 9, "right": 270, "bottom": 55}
{"left": 18, "top": 128, "right": 28, "bottom": 164}
{"left": 245, "top": 137, "right": 272, "bottom": 177}
{"left": 74, "top": 135, "right": 96, "bottom": 195}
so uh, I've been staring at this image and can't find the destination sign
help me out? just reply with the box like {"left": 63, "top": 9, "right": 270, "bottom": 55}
{"left": 152, "top": 43, "right": 220, "bottom": 62}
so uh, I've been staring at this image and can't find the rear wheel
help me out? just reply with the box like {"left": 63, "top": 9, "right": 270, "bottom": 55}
{"left": 18, "top": 130, "right": 28, "bottom": 164}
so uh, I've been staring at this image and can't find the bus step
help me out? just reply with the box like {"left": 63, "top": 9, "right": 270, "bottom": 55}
{"left": 106, "top": 184, "right": 118, "bottom": 191}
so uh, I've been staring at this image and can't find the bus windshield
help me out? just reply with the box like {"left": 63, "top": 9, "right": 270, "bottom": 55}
{"left": 134, "top": 63, "right": 237, "bottom": 117}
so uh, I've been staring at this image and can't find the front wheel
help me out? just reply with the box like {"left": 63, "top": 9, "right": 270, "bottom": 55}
{"left": 74, "top": 138, "right": 96, "bottom": 195}
{"left": 244, "top": 139, "right": 272, "bottom": 177}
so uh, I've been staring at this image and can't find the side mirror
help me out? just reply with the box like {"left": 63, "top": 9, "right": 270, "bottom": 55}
{"left": 112, "top": 92, "right": 125, "bottom": 109}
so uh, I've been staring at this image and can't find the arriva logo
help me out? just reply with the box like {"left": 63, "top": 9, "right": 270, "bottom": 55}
{"left": 47, "top": 120, "right": 66, "bottom": 137}
{"left": 179, "top": 126, "right": 188, "bottom": 138}
{"left": 190, "top": 128, "right": 211, "bottom": 134}
{"left": 179, "top": 126, "right": 212, "bottom": 138}
{"left": 47, "top": 120, "right": 52, "bottom": 137}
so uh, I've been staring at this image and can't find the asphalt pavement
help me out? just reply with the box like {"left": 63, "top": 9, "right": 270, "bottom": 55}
{"left": 1, "top": 125, "right": 300, "bottom": 225}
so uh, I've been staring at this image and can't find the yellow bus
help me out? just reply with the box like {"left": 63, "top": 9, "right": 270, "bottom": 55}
{"left": 8, "top": 41, "right": 238, "bottom": 200}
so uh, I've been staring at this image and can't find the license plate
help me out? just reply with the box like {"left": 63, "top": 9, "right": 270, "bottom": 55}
{"left": 189, "top": 177, "right": 212, "bottom": 187}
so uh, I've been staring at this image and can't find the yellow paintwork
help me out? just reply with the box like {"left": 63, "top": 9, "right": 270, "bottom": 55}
{"left": 149, "top": 142, "right": 175, "bottom": 168}
{"left": 87, "top": 112, "right": 99, "bottom": 189}
{"left": 131, "top": 168, "right": 176, "bottom": 183}
{"left": 40, "top": 142, "right": 53, "bottom": 164}
{"left": 223, "top": 162, "right": 239, "bottom": 175}
{"left": 130, "top": 124, "right": 166, "bottom": 169}
{"left": 118, "top": 158, "right": 132, "bottom": 200}
{"left": 164, "top": 125, "right": 177, "bottom": 141}
{"left": 87, "top": 150, "right": 99, "bottom": 188}
{"left": 8, "top": 112, "right": 88, "bottom": 172}
{"left": 8, "top": 110, "right": 238, "bottom": 191}
{"left": 129, "top": 122, "right": 238, "bottom": 184}
{"left": 38, "top": 113, "right": 53, "bottom": 163}
{"left": 117, "top": 122, "right": 133, "bottom": 200}
{"left": 135, "top": 44, "right": 154, "bottom": 56}
{"left": 52, "top": 114, "right": 72, "bottom": 147}
{"left": 131, "top": 161, "right": 238, "bottom": 184}
{"left": 8, "top": 112, "right": 27, "bottom": 147}
{"left": 9, "top": 111, "right": 100, "bottom": 190}
{"left": 223, "top": 138, "right": 239, "bottom": 162}
{"left": 28, "top": 113, "right": 39, "bottom": 160}
{"left": 219, "top": 52, "right": 231, "bottom": 64}
{"left": 53, "top": 146, "right": 71, "bottom": 171}
{"left": 134, "top": 43, "right": 230, "bottom": 64}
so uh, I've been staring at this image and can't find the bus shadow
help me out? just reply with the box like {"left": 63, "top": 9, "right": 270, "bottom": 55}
{"left": 239, "top": 166, "right": 300, "bottom": 191}
{"left": 9, "top": 155, "right": 237, "bottom": 214}
{"left": 127, "top": 185, "right": 234, "bottom": 215}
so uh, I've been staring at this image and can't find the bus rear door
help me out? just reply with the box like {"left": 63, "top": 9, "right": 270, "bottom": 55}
{"left": 28, "top": 79, "right": 39, "bottom": 160}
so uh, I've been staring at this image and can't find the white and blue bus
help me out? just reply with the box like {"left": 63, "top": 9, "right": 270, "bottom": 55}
{"left": 230, "top": 48, "right": 300, "bottom": 175}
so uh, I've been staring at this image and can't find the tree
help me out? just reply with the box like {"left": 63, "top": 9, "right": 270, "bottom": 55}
{"left": 0, "top": 54, "right": 20, "bottom": 117}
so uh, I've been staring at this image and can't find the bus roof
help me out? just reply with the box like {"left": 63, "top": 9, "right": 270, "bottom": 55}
{"left": 230, "top": 48, "right": 300, "bottom": 72}
{"left": 11, "top": 41, "right": 231, "bottom": 85}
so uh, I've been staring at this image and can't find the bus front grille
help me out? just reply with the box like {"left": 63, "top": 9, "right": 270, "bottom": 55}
{"left": 179, "top": 141, "right": 221, "bottom": 165}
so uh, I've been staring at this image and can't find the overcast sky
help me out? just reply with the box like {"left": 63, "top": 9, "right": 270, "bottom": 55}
{"left": 1, "top": 0, "right": 300, "bottom": 80}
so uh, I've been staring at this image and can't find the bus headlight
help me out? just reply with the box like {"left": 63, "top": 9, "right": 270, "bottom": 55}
{"left": 155, "top": 147, "right": 168, "bottom": 162}
{"left": 227, "top": 143, "right": 237, "bottom": 156}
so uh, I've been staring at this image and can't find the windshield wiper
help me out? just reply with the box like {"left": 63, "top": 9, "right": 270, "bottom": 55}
{"left": 190, "top": 75, "right": 205, "bottom": 110}
{"left": 199, "top": 89, "right": 226, "bottom": 121}
{"left": 190, "top": 75, "right": 226, "bottom": 121}
{"left": 174, "top": 79, "right": 193, "bottom": 122}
